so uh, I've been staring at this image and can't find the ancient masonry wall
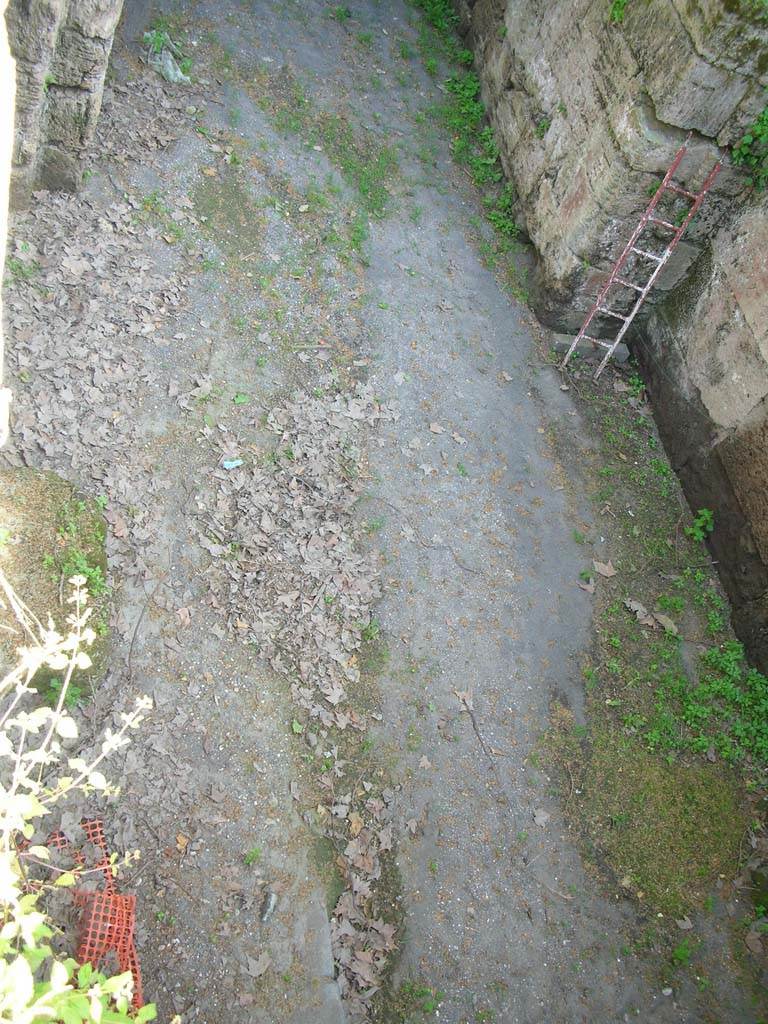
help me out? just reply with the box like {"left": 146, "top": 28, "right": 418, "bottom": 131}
{"left": 457, "top": 0, "right": 768, "bottom": 666}
{"left": 5, "top": 0, "right": 123, "bottom": 205}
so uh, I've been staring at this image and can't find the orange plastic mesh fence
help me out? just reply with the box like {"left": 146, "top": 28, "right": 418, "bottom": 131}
{"left": 44, "top": 818, "right": 144, "bottom": 1007}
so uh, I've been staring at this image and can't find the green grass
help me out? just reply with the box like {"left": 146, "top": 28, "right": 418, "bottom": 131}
{"left": 387, "top": 979, "right": 445, "bottom": 1019}
{"left": 253, "top": 70, "right": 398, "bottom": 246}
{"left": 43, "top": 498, "right": 107, "bottom": 598}
{"left": 5, "top": 255, "right": 39, "bottom": 282}
{"left": 408, "top": 16, "right": 526, "bottom": 300}
{"left": 542, "top": 371, "right": 757, "bottom": 920}
{"left": 549, "top": 716, "right": 745, "bottom": 915}
{"left": 38, "top": 676, "right": 84, "bottom": 709}
{"left": 243, "top": 846, "right": 262, "bottom": 866}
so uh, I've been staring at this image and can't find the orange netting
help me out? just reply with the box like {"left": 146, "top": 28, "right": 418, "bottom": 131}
{"left": 45, "top": 818, "right": 143, "bottom": 1008}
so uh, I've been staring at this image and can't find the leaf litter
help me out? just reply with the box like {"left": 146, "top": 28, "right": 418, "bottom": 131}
{"left": 198, "top": 375, "right": 400, "bottom": 1012}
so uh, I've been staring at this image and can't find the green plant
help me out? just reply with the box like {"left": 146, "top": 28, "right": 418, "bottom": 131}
{"left": 0, "top": 572, "right": 154, "bottom": 1022}
{"left": 535, "top": 117, "right": 551, "bottom": 139}
{"left": 732, "top": 104, "right": 768, "bottom": 190}
{"left": 330, "top": 4, "right": 352, "bottom": 21}
{"left": 485, "top": 183, "right": 519, "bottom": 239}
{"left": 357, "top": 31, "right": 373, "bottom": 47}
{"left": 361, "top": 618, "right": 381, "bottom": 642}
{"left": 685, "top": 508, "right": 714, "bottom": 543}
{"left": 396, "top": 980, "right": 445, "bottom": 1015}
{"left": 41, "top": 675, "right": 85, "bottom": 710}
{"left": 144, "top": 28, "right": 169, "bottom": 53}
{"left": 609, "top": 0, "right": 629, "bottom": 22}
{"left": 6, "top": 256, "right": 39, "bottom": 281}
{"left": 643, "top": 640, "right": 768, "bottom": 765}
{"left": 59, "top": 549, "right": 107, "bottom": 598}
{"left": 442, "top": 73, "right": 503, "bottom": 185}
{"left": 671, "top": 937, "right": 696, "bottom": 967}
{"left": 412, "top": 0, "right": 458, "bottom": 33}
{"left": 364, "top": 515, "right": 386, "bottom": 533}
{"left": 243, "top": 846, "right": 262, "bottom": 866}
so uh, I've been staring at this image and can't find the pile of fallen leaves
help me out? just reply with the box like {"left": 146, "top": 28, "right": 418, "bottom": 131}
{"left": 200, "top": 376, "right": 400, "bottom": 1012}
{"left": 2, "top": 187, "right": 191, "bottom": 590}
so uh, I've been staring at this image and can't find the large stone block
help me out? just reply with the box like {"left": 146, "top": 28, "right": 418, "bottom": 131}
{"left": 6, "top": 0, "right": 123, "bottom": 204}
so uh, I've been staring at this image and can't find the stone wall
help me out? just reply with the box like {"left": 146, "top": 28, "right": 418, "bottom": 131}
{"left": 456, "top": 0, "right": 766, "bottom": 329}
{"left": 456, "top": 0, "right": 768, "bottom": 667}
{"left": 643, "top": 196, "right": 768, "bottom": 667}
{"left": 5, "top": 0, "right": 123, "bottom": 205}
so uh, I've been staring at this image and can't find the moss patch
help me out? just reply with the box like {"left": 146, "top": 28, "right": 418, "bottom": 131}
{"left": 0, "top": 468, "right": 109, "bottom": 693}
{"left": 310, "top": 834, "right": 346, "bottom": 913}
{"left": 191, "top": 170, "right": 268, "bottom": 263}
{"left": 542, "top": 365, "right": 754, "bottom": 918}
{"left": 548, "top": 707, "right": 746, "bottom": 915}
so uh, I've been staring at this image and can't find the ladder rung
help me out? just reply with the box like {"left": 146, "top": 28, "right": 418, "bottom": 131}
{"left": 665, "top": 183, "right": 697, "bottom": 200}
{"left": 631, "top": 247, "right": 663, "bottom": 262}
{"left": 582, "top": 336, "right": 613, "bottom": 350}
{"left": 649, "top": 216, "right": 678, "bottom": 231}
{"left": 614, "top": 277, "right": 644, "bottom": 292}
{"left": 597, "top": 306, "right": 628, "bottom": 321}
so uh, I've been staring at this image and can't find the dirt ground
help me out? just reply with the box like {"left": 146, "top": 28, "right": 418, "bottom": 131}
{"left": 1, "top": 1, "right": 762, "bottom": 1022}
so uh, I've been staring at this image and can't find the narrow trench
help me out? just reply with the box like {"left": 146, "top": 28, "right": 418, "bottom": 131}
{"left": 2, "top": 2, "right": 766, "bottom": 1024}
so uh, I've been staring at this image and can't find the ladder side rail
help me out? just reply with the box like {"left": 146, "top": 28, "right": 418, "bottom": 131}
{"left": 593, "top": 248, "right": 674, "bottom": 377}
{"left": 593, "top": 159, "right": 723, "bottom": 379}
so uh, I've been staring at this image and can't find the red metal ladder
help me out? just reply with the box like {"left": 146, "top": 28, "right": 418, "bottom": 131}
{"left": 561, "top": 134, "right": 723, "bottom": 379}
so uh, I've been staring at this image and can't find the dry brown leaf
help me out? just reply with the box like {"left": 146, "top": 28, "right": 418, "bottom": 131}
{"left": 593, "top": 559, "right": 617, "bottom": 578}
{"left": 175, "top": 606, "right": 192, "bottom": 628}
{"left": 653, "top": 612, "right": 678, "bottom": 635}
{"left": 624, "top": 597, "right": 654, "bottom": 627}
{"left": 246, "top": 952, "right": 272, "bottom": 978}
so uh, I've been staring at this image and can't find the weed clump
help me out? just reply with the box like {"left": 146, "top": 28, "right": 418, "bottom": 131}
{"left": 646, "top": 640, "right": 768, "bottom": 765}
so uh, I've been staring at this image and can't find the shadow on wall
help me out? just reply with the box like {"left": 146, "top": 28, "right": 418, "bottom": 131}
{"left": 457, "top": 0, "right": 768, "bottom": 667}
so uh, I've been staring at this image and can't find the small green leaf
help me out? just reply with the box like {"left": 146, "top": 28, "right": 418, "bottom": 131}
{"left": 291, "top": 718, "right": 304, "bottom": 734}
{"left": 54, "top": 871, "right": 77, "bottom": 887}
{"left": 233, "top": 392, "right": 249, "bottom": 405}
{"left": 77, "top": 962, "right": 93, "bottom": 988}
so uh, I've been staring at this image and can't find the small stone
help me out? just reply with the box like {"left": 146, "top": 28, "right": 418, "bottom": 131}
{"left": 662, "top": 988, "right": 673, "bottom": 997}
